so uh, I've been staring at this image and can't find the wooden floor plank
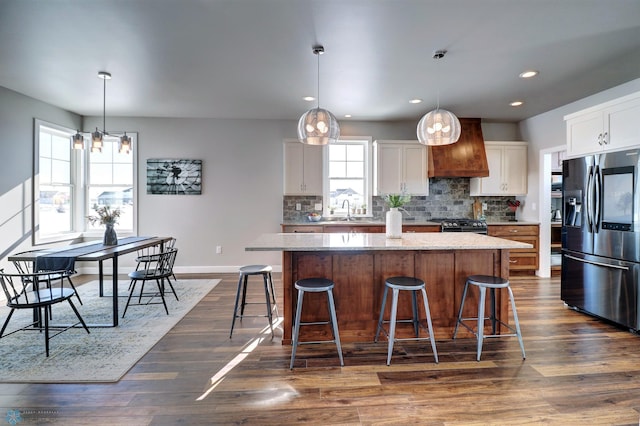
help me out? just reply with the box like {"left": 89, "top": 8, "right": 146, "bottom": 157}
{"left": 1, "top": 274, "right": 640, "bottom": 425}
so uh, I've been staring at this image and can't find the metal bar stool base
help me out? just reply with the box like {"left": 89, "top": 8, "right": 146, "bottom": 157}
{"left": 290, "top": 278, "right": 344, "bottom": 369}
{"left": 453, "top": 274, "right": 525, "bottom": 361}
{"left": 229, "top": 265, "right": 279, "bottom": 339}
{"left": 374, "top": 276, "right": 438, "bottom": 365}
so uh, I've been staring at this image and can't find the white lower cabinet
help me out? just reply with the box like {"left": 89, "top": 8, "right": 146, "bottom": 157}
{"left": 470, "top": 141, "right": 528, "bottom": 196}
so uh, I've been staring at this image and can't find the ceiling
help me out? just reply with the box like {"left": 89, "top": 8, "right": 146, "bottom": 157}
{"left": 1, "top": 0, "right": 640, "bottom": 123}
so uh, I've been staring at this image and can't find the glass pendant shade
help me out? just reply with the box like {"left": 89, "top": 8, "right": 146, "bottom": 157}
{"left": 91, "top": 128, "right": 103, "bottom": 153}
{"left": 297, "top": 107, "right": 340, "bottom": 145}
{"left": 72, "top": 132, "right": 84, "bottom": 150}
{"left": 417, "top": 108, "right": 461, "bottom": 146}
{"left": 119, "top": 134, "right": 132, "bottom": 154}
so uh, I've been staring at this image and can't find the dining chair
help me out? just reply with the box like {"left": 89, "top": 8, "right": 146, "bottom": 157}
{"left": 12, "top": 254, "right": 83, "bottom": 305}
{"left": 122, "top": 248, "right": 179, "bottom": 317}
{"left": 133, "top": 238, "right": 178, "bottom": 287}
{"left": 0, "top": 269, "right": 90, "bottom": 357}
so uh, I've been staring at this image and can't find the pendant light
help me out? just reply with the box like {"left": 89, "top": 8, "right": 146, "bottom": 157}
{"left": 417, "top": 50, "right": 461, "bottom": 146}
{"left": 297, "top": 45, "right": 340, "bottom": 145}
{"left": 72, "top": 71, "right": 132, "bottom": 154}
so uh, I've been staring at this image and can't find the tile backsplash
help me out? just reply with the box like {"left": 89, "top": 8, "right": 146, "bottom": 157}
{"left": 283, "top": 178, "right": 519, "bottom": 222}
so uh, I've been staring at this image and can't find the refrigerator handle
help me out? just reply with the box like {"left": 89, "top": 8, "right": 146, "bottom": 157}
{"left": 593, "top": 165, "right": 601, "bottom": 232}
{"left": 586, "top": 166, "right": 594, "bottom": 233}
{"left": 564, "top": 254, "right": 630, "bottom": 271}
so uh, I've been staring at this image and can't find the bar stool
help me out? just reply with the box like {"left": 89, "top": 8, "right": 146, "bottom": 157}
{"left": 290, "top": 278, "right": 344, "bottom": 369}
{"left": 229, "top": 265, "right": 279, "bottom": 338}
{"left": 453, "top": 274, "right": 525, "bottom": 361}
{"left": 374, "top": 276, "right": 438, "bottom": 365}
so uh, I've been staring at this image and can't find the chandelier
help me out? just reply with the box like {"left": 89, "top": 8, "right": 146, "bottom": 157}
{"left": 297, "top": 45, "right": 340, "bottom": 145}
{"left": 72, "top": 71, "right": 132, "bottom": 154}
{"left": 417, "top": 50, "right": 461, "bottom": 146}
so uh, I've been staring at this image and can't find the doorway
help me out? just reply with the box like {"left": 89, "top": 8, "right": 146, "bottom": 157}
{"left": 538, "top": 147, "right": 566, "bottom": 278}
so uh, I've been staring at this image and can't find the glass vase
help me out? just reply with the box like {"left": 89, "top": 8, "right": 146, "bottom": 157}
{"left": 104, "top": 223, "right": 118, "bottom": 245}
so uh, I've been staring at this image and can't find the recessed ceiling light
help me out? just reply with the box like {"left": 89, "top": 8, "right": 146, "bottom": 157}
{"left": 409, "top": 98, "right": 422, "bottom": 104}
{"left": 344, "top": 114, "right": 352, "bottom": 118}
{"left": 303, "top": 96, "right": 315, "bottom": 102}
{"left": 519, "top": 70, "right": 538, "bottom": 79}
{"left": 510, "top": 101, "right": 524, "bottom": 107}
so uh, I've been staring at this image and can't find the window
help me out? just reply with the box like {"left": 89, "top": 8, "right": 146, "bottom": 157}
{"left": 33, "top": 119, "right": 136, "bottom": 244}
{"left": 34, "top": 121, "right": 76, "bottom": 242}
{"left": 324, "top": 137, "right": 372, "bottom": 216}
{"left": 86, "top": 136, "right": 135, "bottom": 231}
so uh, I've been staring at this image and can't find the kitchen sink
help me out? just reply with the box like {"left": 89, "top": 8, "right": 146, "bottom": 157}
{"left": 322, "top": 217, "right": 379, "bottom": 223}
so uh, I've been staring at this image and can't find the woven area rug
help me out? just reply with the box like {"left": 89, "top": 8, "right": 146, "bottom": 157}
{"left": 0, "top": 278, "right": 219, "bottom": 383}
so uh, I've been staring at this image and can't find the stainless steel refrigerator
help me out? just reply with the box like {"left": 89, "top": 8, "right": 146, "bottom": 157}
{"left": 561, "top": 148, "right": 640, "bottom": 331}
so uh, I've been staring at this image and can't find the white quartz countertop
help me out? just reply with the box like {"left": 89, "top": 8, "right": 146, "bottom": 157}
{"left": 245, "top": 232, "right": 533, "bottom": 251}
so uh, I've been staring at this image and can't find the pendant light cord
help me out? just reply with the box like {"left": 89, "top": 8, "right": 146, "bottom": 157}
{"left": 433, "top": 50, "right": 446, "bottom": 111}
{"left": 435, "top": 55, "right": 441, "bottom": 110}
{"left": 316, "top": 49, "right": 320, "bottom": 109}
{"left": 102, "top": 76, "right": 106, "bottom": 134}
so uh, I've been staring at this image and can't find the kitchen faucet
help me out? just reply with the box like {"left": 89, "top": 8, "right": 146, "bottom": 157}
{"left": 342, "top": 199, "right": 352, "bottom": 221}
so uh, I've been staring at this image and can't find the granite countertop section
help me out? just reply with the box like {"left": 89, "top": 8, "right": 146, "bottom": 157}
{"left": 246, "top": 232, "right": 533, "bottom": 252}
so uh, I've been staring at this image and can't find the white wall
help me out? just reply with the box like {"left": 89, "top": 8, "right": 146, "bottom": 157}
{"left": 0, "top": 84, "right": 520, "bottom": 274}
{"left": 0, "top": 86, "right": 82, "bottom": 272}
{"left": 519, "top": 78, "right": 640, "bottom": 276}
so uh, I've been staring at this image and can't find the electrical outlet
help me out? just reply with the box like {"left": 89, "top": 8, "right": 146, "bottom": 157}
{"left": 314, "top": 203, "right": 322, "bottom": 211}
{"left": 216, "top": 245, "right": 222, "bottom": 254}
{"left": 482, "top": 202, "right": 488, "bottom": 210}
{"left": 295, "top": 203, "right": 301, "bottom": 211}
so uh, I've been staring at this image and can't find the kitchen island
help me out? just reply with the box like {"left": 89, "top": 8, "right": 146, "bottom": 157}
{"left": 246, "top": 232, "right": 532, "bottom": 344}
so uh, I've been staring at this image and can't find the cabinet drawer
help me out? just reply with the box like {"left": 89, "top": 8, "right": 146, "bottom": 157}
{"left": 282, "top": 225, "right": 322, "bottom": 233}
{"left": 500, "top": 235, "right": 538, "bottom": 253}
{"left": 508, "top": 252, "right": 539, "bottom": 270}
{"left": 488, "top": 225, "right": 539, "bottom": 237}
{"left": 403, "top": 225, "right": 440, "bottom": 233}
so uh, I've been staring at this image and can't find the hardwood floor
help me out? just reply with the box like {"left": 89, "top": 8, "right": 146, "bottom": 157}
{"left": 1, "top": 273, "right": 640, "bottom": 425}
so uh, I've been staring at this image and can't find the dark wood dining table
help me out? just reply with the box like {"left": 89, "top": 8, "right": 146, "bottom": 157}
{"left": 8, "top": 236, "right": 173, "bottom": 327}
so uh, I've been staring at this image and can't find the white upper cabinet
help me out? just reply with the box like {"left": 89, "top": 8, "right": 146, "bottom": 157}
{"left": 470, "top": 141, "right": 528, "bottom": 196}
{"left": 565, "top": 91, "right": 640, "bottom": 158}
{"left": 283, "top": 140, "right": 323, "bottom": 195}
{"left": 373, "top": 140, "right": 428, "bottom": 195}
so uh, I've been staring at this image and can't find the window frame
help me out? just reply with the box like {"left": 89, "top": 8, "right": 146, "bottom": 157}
{"left": 323, "top": 136, "right": 373, "bottom": 218}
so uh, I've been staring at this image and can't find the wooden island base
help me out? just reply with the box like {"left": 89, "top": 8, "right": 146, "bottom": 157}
{"left": 281, "top": 248, "right": 511, "bottom": 344}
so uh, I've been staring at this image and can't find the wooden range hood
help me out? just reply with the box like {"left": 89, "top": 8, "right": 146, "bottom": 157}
{"left": 427, "top": 117, "right": 489, "bottom": 178}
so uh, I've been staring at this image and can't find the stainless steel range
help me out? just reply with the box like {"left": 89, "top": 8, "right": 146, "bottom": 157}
{"left": 438, "top": 218, "right": 488, "bottom": 234}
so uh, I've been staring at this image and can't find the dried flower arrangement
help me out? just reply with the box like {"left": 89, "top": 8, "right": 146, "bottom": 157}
{"left": 87, "top": 204, "right": 121, "bottom": 225}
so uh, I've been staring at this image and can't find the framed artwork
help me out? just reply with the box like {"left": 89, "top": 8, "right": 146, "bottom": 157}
{"left": 146, "top": 159, "right": 202, "bottom": 195}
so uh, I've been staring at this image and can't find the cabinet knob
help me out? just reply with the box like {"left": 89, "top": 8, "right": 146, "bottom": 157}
{"left": 509, "top": 259, "right": 517, "bottom": 263}
{"left": 603, "top": 132, "right": 609, "bottom": 144}
{"left": 510, "top": 229, "right": 519, "bottom": 233}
